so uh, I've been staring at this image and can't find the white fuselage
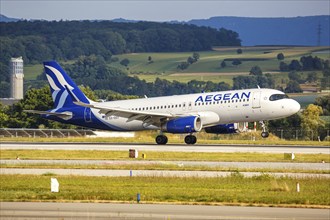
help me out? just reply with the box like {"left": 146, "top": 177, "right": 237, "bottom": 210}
{"left": 90, "top": 88, "right": 300, "bottom": 131}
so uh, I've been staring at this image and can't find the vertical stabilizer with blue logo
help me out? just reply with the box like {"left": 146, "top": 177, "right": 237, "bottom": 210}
{"left": 43, "top": 61, "right": 90, "bottom": 108}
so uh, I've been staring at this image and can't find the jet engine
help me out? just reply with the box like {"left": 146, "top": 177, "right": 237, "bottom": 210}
{"left": 204, "top": 122, "right": 248, "bottom": 134}
{"left": 161, "top": 116, "right": 202, "bottom": 133}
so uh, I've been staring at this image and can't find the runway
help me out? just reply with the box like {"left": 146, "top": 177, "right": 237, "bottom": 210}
{"left": 1, "top": 202, "right": 329, "bottom": 220}
{"left": 1, "top": 142, "right": 329, "bottom": 154}
{"left": 2, "top": 167, "right": 330, "bottom": 178}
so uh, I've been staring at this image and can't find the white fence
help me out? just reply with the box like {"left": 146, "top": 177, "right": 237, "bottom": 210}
{"left": 0, "top": 128, "right": 96, "bottom": 138}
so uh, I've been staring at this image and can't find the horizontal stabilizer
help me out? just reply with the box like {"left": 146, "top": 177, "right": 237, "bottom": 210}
{"left": 24, "top": 110, "right": 72, "bottom": 120}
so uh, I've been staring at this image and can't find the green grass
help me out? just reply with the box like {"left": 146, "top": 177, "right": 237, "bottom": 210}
{"left": 1, "top": 129, "right": 329, "bottom": 145}
{"left": 1, "top": 174, "right": 329, "bottom": 207}
{"left": 113, "top": 47, "right": 324, "bottom": 73}
{"left": 24, "top": 64, "right": 43, "bottom": 80}
{"left": 22, "top": 46, "right": 329, "bottom": 85}
{"left": 1, "top": 150, "right": 329, "bottom": 163}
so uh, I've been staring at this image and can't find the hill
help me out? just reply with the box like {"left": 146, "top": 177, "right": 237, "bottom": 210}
{"left": 187, "top": 16, "right": 330, "bottom": 46}
{"left": 0, "top": 14, "right": 20, "bottom": 22}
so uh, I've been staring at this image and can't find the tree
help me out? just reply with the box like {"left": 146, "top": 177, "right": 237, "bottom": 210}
{"left": 301, "top": 104, "right": 325, "bottom": 140}
{"left": 288, "top": 71, "right": 303, "bottom": 83}
{"left": 306, "top": 72, "right": 318, "bottom": 83}
{"left": 187, "top": 56, "right": 195, "bottom": 64}
{"left": 79, "top": 85, "right": 98, "bottom": 101}
{"left": 192, "top": 52, "right": 200, "bottom": 62}
{"left": 284, "top": 81, "right": 302, "bottom": 93}
{"left": 236, "top": 48, "right": 242, "bottom": 54}
{"left": 249, "top": 66, "right": 263, "bottom": 76}
{"left": 120, "top": 58, "right": 130, "bottom": 67}
{"left": 148, "top": 56, "right": 153, "bottom": 63}
{"left": 277, "top": 53, "right": 285, "bottom": 60}
{"left": 177, "top": 62, "right": 189, "bottom": 70}
{"left": 279, "top": 61, "right": 289, "bottom": 71}
{"left": 0, "top": 103, "right": 9, "bottom": 127}
{"left": 270, "top": 113, "right": 302, "bottom": 129}
{"left": 288, "top": 60, "right": 302, "bottom": 71}
{"left": 220, "top": 60, "right": 226, "bottom": 68}
{"left": 3, "top": 86, "right": 73, "bottom": 128}
{"left": 232, "top": 59, "right": 241, "bottom": 67}
{"left": 314, "top": 95, "right": 330, "bottom": 116}
{"left": 232, "top": 75, "right": 258, "bottom": 89}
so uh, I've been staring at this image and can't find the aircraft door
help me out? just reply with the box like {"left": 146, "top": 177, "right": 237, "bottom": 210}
{"left": 252, "top": 91, "right": 261, "bottom": 108}
{"left": 84, "top": 107, "right": 92, "bottom": 122}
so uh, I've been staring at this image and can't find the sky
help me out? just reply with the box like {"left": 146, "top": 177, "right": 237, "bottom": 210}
{"left": 1, "top": 0, "right": 329, "bottom": 22}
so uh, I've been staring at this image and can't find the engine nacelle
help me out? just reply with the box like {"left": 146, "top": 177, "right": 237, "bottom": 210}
{"left": 161, "top": 116, "right": 202, "bottom": 134}
{"left": 204, "top": 122, "right": 248, "bottom": 134}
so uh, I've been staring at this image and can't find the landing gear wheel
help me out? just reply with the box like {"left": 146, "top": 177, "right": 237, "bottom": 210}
{"left": 156, "top": 135, "right": 168, "bottom": 145}
{"left": 184, "top": 135, "right": 197, "bottom": 145}
{"left": 259, "top": 121, "right": 269, "bottom": 138}
{"left": 261, "top": 131, "right": 269, "bottom": 138}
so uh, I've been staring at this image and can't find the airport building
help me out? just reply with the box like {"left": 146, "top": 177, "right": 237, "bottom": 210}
{"left": 10, "top": 57, "right": 24, "bottom": 99}
{"left": 0, "top": 57, "right": 24, "bottom": 105}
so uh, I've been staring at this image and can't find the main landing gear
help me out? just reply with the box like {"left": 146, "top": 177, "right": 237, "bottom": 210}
{"left": 184, "top": 134, "right": 197, "bottom": 145}
{"left": 155, "top": 134, "right": 168, "bottom": 145}
{"left": 259, "top": 121, "right": 269, "bottom": 138}
{"left": 155, "top": 134, "right": 197, "bottom": 145}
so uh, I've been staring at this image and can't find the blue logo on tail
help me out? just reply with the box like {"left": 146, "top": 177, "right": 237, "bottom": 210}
{"left": 43, "top": 61, "right": 89, "bottom": 109}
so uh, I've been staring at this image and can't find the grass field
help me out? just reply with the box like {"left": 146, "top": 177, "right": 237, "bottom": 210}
{"left": 111, "top": 46, "right": 329, "bottom": 84}
{"left": 23, "top": 46, "right": 329, "bottom": 84}
{"left": 1, "top": 174, "right": 329, "bottom": 207}
{"left": 1, "top": 129, "right": 329, "bottom": 145}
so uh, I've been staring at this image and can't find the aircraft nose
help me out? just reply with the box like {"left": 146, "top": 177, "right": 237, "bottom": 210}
{"left": 290, "top": 100, "right": 301, "bottom": 114}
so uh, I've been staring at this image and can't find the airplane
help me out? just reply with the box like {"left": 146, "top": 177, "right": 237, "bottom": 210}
{"left": 25, "top": 61, "right": 301, "bottom": 145}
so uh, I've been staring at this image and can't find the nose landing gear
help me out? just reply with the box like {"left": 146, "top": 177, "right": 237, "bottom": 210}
{"left": 259, "top": 121, "right": 269, "bottom": 138}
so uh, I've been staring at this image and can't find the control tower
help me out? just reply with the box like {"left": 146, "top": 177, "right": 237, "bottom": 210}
{"left": 10, "top": 57, "right": 24, "bottom": 99}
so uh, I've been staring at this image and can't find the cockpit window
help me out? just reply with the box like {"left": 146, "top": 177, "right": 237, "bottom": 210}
{"left": 269, "top": 94, "right": 289, "bottom": 101}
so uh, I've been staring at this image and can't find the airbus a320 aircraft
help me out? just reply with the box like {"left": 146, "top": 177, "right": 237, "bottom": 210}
{"left": 26, "top": 61, "right": 300, "bottom": 145}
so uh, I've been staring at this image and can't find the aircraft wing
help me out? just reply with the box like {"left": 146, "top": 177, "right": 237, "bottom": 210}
{"left": 68, "top": 86, "right": 189, "bottom": 127}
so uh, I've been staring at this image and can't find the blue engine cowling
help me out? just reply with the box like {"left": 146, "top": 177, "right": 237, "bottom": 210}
{"left": 161, "top": 116, "right": 202, "bottom": 134}
{"left": 204, "top": 123, "right": 239, "bottom": 134}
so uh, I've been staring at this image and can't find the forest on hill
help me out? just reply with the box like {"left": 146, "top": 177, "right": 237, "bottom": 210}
{"left": 0, "top": 20, "right": 241, "bottom": 65}
{"left": 0, "top": 20, "right": 241, "bottom": 98}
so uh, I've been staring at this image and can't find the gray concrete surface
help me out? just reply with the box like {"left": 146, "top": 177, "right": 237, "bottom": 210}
{"left": 2, "top": 168, "right": 329, "bottom": 178}
{"left": 1, "top": 202, "right": 329, "bottom": 220}
{"left": 1, "top": 159, "right": 329, "bottom": 171}
{"left": 1, "top": 142, "right": 329, "bottom": 154}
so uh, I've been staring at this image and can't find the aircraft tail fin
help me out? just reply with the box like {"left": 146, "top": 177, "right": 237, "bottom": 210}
{"left": 43, "top": 61, "right": 91, "bottom": 109}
